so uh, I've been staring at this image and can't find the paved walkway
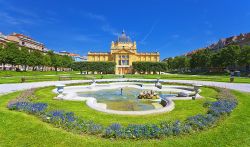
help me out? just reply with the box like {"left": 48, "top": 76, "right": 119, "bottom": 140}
{"left": 0, "top": 78, "right": 250, "bottom": 95}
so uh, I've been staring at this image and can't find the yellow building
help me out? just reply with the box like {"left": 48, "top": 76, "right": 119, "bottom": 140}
{"left": 87, "top": 31, "right": 160, "bottom": 74}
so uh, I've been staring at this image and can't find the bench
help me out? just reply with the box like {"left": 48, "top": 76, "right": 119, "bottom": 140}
{"left": 58, "top": 76, "right": 72, "bottom": 81}
{"left": 20, "top": 76, "right": 53, "bottom": 83}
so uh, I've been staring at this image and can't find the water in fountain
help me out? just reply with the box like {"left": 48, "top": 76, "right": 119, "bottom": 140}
{"left": 120, "top": 88, "right": 123, "bottom": 95}
{"left": 78, "top": 87, "right": 176, "bottom": 111}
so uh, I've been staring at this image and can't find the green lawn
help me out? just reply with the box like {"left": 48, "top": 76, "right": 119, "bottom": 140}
{"left": 0, "top": 71, "right": 249, "bottom": 84}
{"left": 32, "top": 86, "right": 216, "bottom": 126}
{"left": 0, "top": 85, "right": 250, "bottom": 146}
{"left": 0, "top": 71, "right": 121, "bottom": 84}
{"left": 125, "top": 74, "right": 250, "bottom": 83}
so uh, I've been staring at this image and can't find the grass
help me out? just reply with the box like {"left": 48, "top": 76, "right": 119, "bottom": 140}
{"left": 32, "top": 86, "right": 216, "bottom": 126}
{"left": 125, "top": 74, "right": 250, "bottom": 83}
{"left": 0, "top": 86, "right": 250, "bottom": 146}
{"left": 0, "top": 70, "right": 250, "bottom": 84}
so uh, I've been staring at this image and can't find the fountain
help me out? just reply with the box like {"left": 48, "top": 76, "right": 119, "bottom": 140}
{"left": 138, "top": 90, "right": 159, "bottom": 99}
{"left": 193, "top": 84, "right": 202, "bottom": 99}
{"left": 53, "top": 82, "right": 201, "bottom": 114}
{"left": 155, "top": 78, "right": 162, "bottom": 89}
{"left": 120, "top": 88, "right": 123, "bottom": 95}
{"left": 90, "top": 79, "right": 96, "bottom": 87}
{"left": 55, "top": 84, "right": 65, "bottom": 99}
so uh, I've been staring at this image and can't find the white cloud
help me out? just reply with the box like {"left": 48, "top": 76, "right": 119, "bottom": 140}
{"left": 101, "top": 24, "right": 119, "bottom": 36}
{"left": 85, "top": 12, "right": 106, "bottom": 21}
{"left": 0, "top": 12, "right": 34, "bottom": 25}
{"left": 139, "top": 21, "right": 158, "bottom": 44}
{"left": 171, "top": 34, "right": 180, "bottom": 39}
{"left": 0, "top": 2, "right": 58, "bottom": 26}
{"left": 204, "top": 21, "right": 213, "bottom": 28}
{"left": 73, "top": 34, "right": 99, "bottom": 43}
{"left": 157, "top": 42, "right": 171, "bottom": 50}
{"left": 82, "top": 12, "right": 119, "bottom": 37}
{"left": 204, "top": 30, "right": 213, "bottom": 35}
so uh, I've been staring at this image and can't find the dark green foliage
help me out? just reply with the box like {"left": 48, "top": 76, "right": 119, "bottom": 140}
{"left": 239, "top": 46, "right": 250, "bottom": 66}
{"left": 0, "top": 42, "right": 19, "bottom": 68}
{"left": 164, "top": 56, "right": 190, "bottom": 72}
{"left": 190, "top": 49, "right": 212, "bottom": 71}
{"left": 220, "top": 45, "right": 241, "bottom": 68}
{"left": 132, "top": 62, "right": 167, "bottom": 74}
{"left": 0, "top": 44, "right": 73, "bottom": 71}
{"left": 163, "top": 45, "right": 250, "bottom": 72}
{"left": 72, "top": 61, "right": 116, "bottom": 74}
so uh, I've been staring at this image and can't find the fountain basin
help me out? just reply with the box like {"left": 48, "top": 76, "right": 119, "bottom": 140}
{"left": 53, "top": 82, "right": 201, "bottom": 115}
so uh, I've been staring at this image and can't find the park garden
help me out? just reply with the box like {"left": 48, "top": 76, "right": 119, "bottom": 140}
{"left": 0, "top": 40, "right": 250, "bottom": 147}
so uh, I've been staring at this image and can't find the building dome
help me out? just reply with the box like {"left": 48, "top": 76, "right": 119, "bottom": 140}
{"left": 117, "top": 30, "right": 132, "bottom": 43}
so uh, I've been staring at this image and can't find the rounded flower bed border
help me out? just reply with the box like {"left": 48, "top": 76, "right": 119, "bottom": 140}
{"left": 7, "top": 87, "right": 238, "bottom": 139}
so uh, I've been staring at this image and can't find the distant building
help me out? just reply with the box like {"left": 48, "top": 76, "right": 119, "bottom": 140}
{"left": 75, "top": 55, "right": 87, "bottom": 62}
{"left": 7, "top": 33, "right": 45, "bottom": 51}
{"left": 69, "top": 53, "right": 82, "bottom": 62}
{"left": 182, "top": 32, "right": 250, "bottom": 57}
{"left": 207, "top": 32, "right": 250, "bottom": 51}
{"left": 81, "top": 56, "right": 88, "bottom": 62}
{"left": 59, "top": 51, "right": 70, "bottom": 56}
{"left": 0, "top": 32, "right": 9, "bottom": 44}
{"left": 59, "top": 51, "right": 87, "bottom": 62}
{"left": 88, "top": 30, "right": 160, "bottom": 74}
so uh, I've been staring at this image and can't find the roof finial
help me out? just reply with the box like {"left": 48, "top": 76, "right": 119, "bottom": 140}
{"left": 122, "top": 29, "right": 125, "bottom": 34}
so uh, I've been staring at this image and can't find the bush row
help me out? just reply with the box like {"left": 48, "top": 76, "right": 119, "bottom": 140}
{"left": 7, "top": 88, "right": 237, "bottom": 139}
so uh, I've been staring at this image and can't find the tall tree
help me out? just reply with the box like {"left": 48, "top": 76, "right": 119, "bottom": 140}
{"left": 18, "top": 47, "right": 30, "bottom": 71}
{"left": 220, "top": 45, "right": 241, "bottom": 69}
{"left": 190, "top": 49, "right": 212, "bottom": 71}
{"left": 4, "top": 42, "right": 20, "bottom": 69}
{"left": 239, "top": 46, "right": 250, "bottom": 71}
{"left": 42, "top": 54, "right": 51, "bottom": 71}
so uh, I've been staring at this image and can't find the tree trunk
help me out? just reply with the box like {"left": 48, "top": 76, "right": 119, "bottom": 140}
{"left": 24, "top": 65, "right": 27, "bottom": 71}
{"left": 2, "top": 64, "right": 5, "bottom": 70}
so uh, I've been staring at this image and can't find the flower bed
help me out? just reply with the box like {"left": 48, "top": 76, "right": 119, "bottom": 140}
{"left": 7, "top": 87, "right": 237, "bottom": 139}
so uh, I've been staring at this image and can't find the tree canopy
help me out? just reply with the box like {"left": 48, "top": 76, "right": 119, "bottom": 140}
{"left": 163, "top": 45, "right": 250, "bottom": 72}
{"left": 0, "top": 42, "right": 73, "bottom": 71}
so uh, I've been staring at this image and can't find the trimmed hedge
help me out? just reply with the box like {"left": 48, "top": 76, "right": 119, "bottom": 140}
{"left": 132, "top": 62, "right": 167, "bottom": 74}
{"left": 72, "top": 61, "right": 116, "bottom": 74}
{"left": 132, "top": 62, "right": 167, "bottom": 73}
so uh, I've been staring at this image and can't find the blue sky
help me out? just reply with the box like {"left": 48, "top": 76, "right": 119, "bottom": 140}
{"left": 0, "top": 0, "right": 250, "bottom": 59}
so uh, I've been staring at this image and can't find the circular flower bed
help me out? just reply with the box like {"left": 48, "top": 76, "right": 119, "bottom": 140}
{"left": 7, "top": 87, "right": 237, "bottom": 139}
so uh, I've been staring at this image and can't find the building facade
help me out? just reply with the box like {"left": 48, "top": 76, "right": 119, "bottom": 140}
{"left": 59, "top": 51, "right": 87, "bottom": 62}
{"left": 0, "top": 32, "right": 9, "bottom": 44}
{"left": 7, "top": 33, "right": 45, "bottom": 51}
{"left": 88, "top": 31, "right": 160, "bottom": 74}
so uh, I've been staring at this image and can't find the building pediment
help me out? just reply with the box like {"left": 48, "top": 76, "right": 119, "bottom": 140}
{"left": 112, "top": 49, "right": 135, "bottom": 54}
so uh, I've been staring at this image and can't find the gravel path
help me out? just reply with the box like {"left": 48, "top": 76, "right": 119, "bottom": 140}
{"left": 0, "top": 78, "right": 250, "bottom": 95}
